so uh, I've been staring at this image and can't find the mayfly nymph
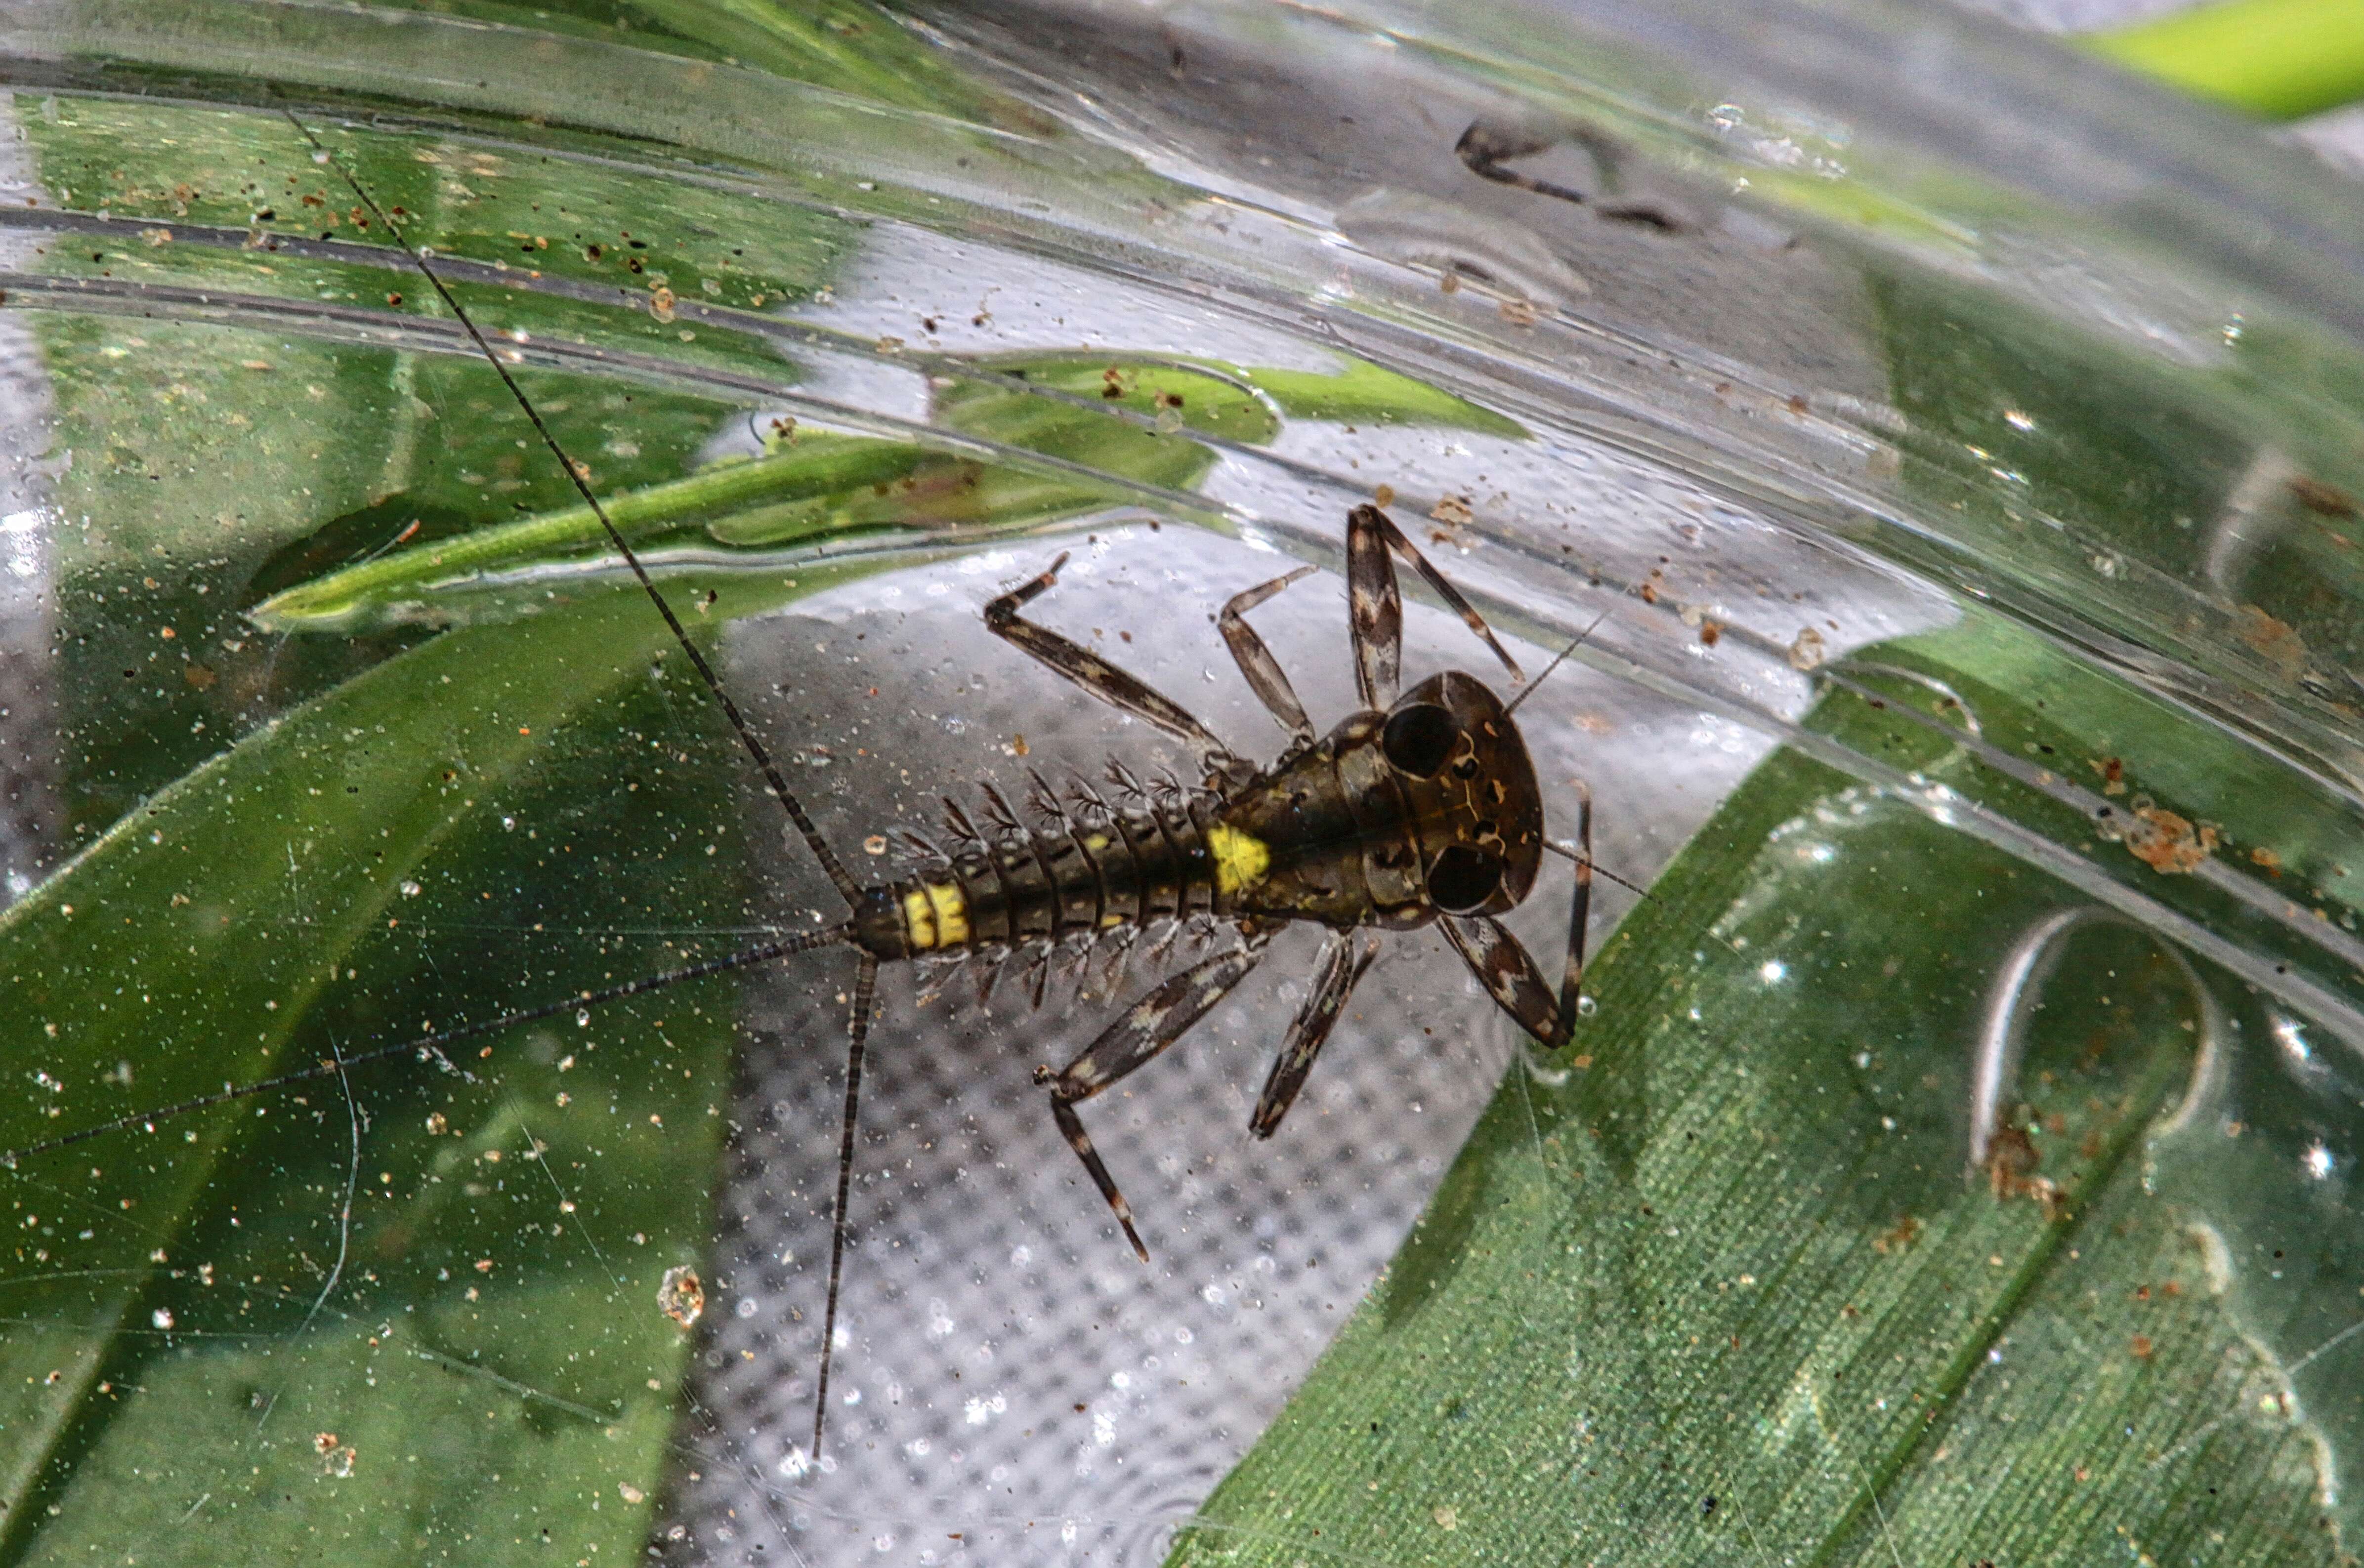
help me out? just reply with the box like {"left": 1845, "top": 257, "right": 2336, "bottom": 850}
{"left": 5, "top": 116, "right": 1600, "bottom": 1465}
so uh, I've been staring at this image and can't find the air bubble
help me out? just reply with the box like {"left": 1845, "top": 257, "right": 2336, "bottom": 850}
{"left": 576, "top": 1009, "right": 591, "bottom": 1027}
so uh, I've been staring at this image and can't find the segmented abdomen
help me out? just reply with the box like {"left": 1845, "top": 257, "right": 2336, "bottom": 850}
{"left": 850, "top": 785, "right": 1231, "bottom": 963}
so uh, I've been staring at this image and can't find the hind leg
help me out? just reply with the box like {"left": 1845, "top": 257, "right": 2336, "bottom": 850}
{"left": 985, "top": 552, "right": 1233, "bottom": 764}
{"left": 1035, "top": 941, "right": 1266, "bottom": 1259}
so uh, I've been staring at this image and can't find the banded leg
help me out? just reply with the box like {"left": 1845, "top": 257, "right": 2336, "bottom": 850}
{"left": 985, "top": 552, "right": 1233, "bottom": 761}
{"left": 1455, "top": 119, "right": 1687, "bottom": 231}
{"left": 1345, "top": 504, "right": 1525, "bottom": 711}
{"left": 1440, "top": 782, "right": 1592, "bottom": 1047}
{"left": 1249, "top": 929, "right": 1380, "bottom": 1138}
{"left": 1219, "top": 564, "right": 1319, "bottom": 743}
{"left": 1037, "top": 941, "right": 1267, "bottom": 1260}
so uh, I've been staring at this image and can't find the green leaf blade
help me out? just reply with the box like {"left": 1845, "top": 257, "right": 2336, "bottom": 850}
{"left": 2085, "top": 0, "right": 2364, "bottom": 121}
{"left": 0, "top": 591, "right": 737, "bottom": 1559}
{"left": 1173, "top": 710, "right": 2342, "bottom": 1567}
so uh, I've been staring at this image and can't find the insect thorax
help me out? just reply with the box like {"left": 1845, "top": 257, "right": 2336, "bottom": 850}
{"left": 1222, "top": 670, "right": 1546, "bottom": 927}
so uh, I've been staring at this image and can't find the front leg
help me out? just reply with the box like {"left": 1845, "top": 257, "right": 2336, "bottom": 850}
{"left": 1346, "top": 504, "right": 1524, "bottom": 713}
{"left": 1440, "top": 783, "right": 1591, "bottom": 1046}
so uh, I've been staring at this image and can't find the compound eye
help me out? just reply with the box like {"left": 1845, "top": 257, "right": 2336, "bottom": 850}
{"left": 1381, "top": 702, "right": 1457, "bottom": 779}
{"left": 1425, "top": 844, "right": 1504, "bottom": 914}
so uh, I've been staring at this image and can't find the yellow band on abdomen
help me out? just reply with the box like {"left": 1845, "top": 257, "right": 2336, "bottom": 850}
{"left": 903, "top": 881, "right": 970, "bottom": 951}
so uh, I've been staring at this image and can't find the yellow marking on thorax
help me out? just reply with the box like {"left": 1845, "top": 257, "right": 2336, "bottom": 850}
{"left": 901, "top": 882, "right": 969, "bottom": 951}
{"left": 1206, "top": 824, "right": 1271, "bottom": 896}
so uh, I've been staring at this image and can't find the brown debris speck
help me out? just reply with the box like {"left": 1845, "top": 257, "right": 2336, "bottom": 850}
{"left": 1985, "top": 1125, "right": 2066, "bottom": 1218}
{"left": 659, "top": 1264, "right": 705, "bottom": 1327}
{"left": 1787, "top": 626, "right": 1826, "bottom": 671}
{"left": 2251, "top": 845, "right": 2283, "bottom": 876}
{"left": 2236, "top": 604, "right": 2308, "bottom": 679}
{"left": 1872, "top": 1215, "right": 1923, "bottom": 1255}
{"left": 2121, "top": 803, "right": 2218, "bottom": 875}
{"left": 2289, "top": 475, "right": 2358, "bottom": 518}
{"left": 1986, "top": 1123, "right": 2039, "bottom": 1201}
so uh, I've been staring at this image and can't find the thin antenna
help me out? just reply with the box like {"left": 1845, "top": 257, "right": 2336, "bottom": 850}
{"left": 284, "top": 111, "right": 863, "bottom": 910}
{"left": 812, "top": 951, "right": 880, "bottom": 1460}
{"left": 1543, "top": 839, "right": 1750, "bottom": 963}
{"left": 1540, "top": 838, "right": 1653, "bottom": 902}
{"left": 1504, "top": 606, "right": 1612, "bottom": 717}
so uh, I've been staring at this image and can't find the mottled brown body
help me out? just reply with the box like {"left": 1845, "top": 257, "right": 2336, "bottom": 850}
{"left": 950, "top": 512, "right": 1591, "bottom": 1287}
{"left": 848, "top": 665, "right": 1544, "bottom": 969}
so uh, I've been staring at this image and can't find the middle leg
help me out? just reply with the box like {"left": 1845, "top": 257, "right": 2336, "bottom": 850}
{"left": 1249, "top": 927, "right": 1381, "bottom": 1138}
{"left": 1219, "top": 563, "right": 1319, "bottom": 744}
